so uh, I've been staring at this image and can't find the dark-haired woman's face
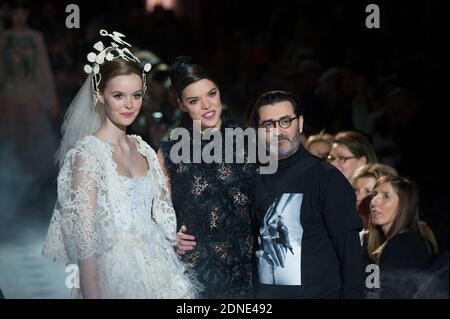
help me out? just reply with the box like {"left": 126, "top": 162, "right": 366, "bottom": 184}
{"left": 328, "top": 143, "right": 367, "bottom": 181}
{"left": 179, "top": 79, "right": 222, "bottom": 130}
{"left": 370, "top": 182, "right": 399, "bottom": 235}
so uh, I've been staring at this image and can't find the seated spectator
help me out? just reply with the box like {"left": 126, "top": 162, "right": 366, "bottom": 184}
{"left": 367, "top": 175, "right": 439, "bottom": 298}
{"left": 350, "top": 163, "right": 398, "bottom": 243}
{"left": 328, "top": 131, "right": 377, "bottom": 181}
{"left": 305, "top": 130, "right": 334, "bottom": 160}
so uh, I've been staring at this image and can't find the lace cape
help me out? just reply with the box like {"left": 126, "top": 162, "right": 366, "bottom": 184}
{"left": 42, "top": 135, "right": 177, "bottom": 264}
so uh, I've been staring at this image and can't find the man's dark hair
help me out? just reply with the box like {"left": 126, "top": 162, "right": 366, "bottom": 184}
{"left": 248, "top": 90, "right": 303, "bottom": 128}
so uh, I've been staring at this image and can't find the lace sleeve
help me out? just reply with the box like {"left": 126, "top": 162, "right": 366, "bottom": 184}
{"left": 149, "top": 147, "right": 177, "bottom": 245}
{"left": 42, "top": 146, "right": 103, "bottom": 295}
{"left": 66, "top": 151, "right": 99, "bottom": 261}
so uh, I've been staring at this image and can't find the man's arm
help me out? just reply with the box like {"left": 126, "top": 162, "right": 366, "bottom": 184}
{"left": 332, "top": 230, "right": 365, "bottom": 299}
{"left": 321, "top": 168, "right": 365, "bottom": 298}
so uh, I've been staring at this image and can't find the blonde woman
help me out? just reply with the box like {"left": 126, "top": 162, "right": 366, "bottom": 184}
{"left": 351, "top": 163, "right": 398, "bottom": 232}
{"left": 42, "top": 30, "right": 200, "bottom": 299}
{"left": 305, "top": 130, "right": 334, "bottom": 160}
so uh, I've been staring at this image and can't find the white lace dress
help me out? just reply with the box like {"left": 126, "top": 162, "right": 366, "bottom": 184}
{"left": 42, "top": 135, "right": 199, "bottom": 298}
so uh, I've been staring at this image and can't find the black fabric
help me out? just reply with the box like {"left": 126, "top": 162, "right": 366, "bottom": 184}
{"left": 331, "top": 230, "right": 366, "bottom": 298}
{"left": 414, "top": 251, "right": 449, "bottom": 299}
{"left": 376, "top": 231, "right": 433, "bottom": 299}
{"left": 253, "top": 145, "right": 364, "bottom": 298}
{"left": 159, "top": 118, "right": 257, "bottom": 299}
{"left": 254, "top": 155, "right": 316, "bottom": 218}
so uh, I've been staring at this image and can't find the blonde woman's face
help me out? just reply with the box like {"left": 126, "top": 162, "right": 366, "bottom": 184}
{"left": 370, "top": 182, "right": 399, "bottom": 234}
{"left": 98, "top": 74, "right": 143, "bottom": 128}
{"left": 354, "top": 176, "right": 376, "bottom": 208}
{"left": 308, "top": 140, "right": 331, "bottom": 160}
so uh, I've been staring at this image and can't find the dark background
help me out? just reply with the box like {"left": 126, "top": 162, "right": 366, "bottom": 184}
{"left": 0, "top": 0, "right": 448, "bottom": 298}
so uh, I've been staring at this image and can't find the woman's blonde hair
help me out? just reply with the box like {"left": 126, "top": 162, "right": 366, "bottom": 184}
{"left": 96, "top": 59, "right": 143, "bottom": 122}
{"left": 306, "top": 130, "right": 334, "bottom": 150}
{"left": 351, "top": 164, "right": 399, "bottom": 230}
{"left": 350, "top": 163, "right": 398, "bottom": 188}
{"left": 97, "top": 59, "right": 142, "bottom": 92}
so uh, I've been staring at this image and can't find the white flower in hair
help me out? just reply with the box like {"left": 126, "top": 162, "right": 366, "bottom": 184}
{"left": 84, "top": 65, "right": 92, "bottom": 74}
{"left": 144, "top": 63, "right": 152, "bottom": 72}
{"left": 105, "top": 52, "right": 114, "bottom": 61}
{"left": 93, "top": 41, "right": 104, "bottom": 52}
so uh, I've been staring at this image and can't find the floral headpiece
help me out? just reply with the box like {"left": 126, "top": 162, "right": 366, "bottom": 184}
{"left": 84, "top": 29, "right": 152, "bottom": 95}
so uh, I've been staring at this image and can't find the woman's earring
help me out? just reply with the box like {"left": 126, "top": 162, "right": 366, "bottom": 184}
{"left": 96, "top": 92, "right": 104, "bottom": 104}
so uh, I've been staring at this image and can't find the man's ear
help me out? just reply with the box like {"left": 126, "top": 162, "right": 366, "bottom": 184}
{"left": 96, "top": 91, "right": 104, "bottom": 104}
{"left": 298, "top": 115, "right": 304, "bottom": 134}
{"left": 178, "top": 98, "right": 187, "bottom": 112}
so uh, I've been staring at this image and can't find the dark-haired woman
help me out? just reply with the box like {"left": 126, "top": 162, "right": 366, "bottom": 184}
{"left": 367, "top": 175, "right": 439, "bottom": 298}
{"left": 328, "top": 131, "right": 378, "bottom": 181}
{"left": 158, "top": 56, "right": 256, "bottom": 298}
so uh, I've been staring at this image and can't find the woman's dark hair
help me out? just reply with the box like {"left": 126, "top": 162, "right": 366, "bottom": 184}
{"left": 247, "top": 90, "right": 303, "bottom": 128}
{"left": 368, "top": 175, "right": 420, "bottom": 262}
{"left": 169, "top": 56, "right": 216, "bottom": 98}
{"left": 334, "top": 131, "right": 378, "bottom": 163}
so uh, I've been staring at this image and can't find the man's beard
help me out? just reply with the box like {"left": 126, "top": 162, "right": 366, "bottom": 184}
{"left": 267, "top": 130, "right": 301, "bottom": 160}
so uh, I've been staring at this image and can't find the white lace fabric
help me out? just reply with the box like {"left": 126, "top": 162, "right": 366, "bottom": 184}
{"left": 42, "top": 135, "right": 199, "bottom": 298}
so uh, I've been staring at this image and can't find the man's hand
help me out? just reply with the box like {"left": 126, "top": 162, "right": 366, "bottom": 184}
{"left": 176, "top": 225, "right": 196, "bottom": 255}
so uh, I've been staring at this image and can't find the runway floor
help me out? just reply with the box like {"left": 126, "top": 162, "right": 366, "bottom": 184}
{"left": 0, "top": 224, "right": 71, "bottom": 299}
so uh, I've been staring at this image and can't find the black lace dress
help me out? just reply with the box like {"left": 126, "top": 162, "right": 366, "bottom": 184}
{"left": 159, "top": 118, "right": 256, "bottom": 298}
